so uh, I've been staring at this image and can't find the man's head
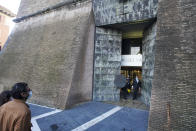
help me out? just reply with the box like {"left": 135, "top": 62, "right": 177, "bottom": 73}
{"left": 133, "top": 73, "right": 137, "bottom": 79}
{"left": 11, "top": 82, "right": 31, "bottom": 101}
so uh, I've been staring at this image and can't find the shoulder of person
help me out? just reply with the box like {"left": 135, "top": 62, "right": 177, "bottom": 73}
{"left": 12, "top": 100, "right": 30, "bottom": 111}
{"left": 17, "top": 106, "right": 31, "bottom": 116}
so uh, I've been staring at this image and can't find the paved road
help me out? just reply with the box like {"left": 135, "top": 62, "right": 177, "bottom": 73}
{"left": 29, "top": 102, "right": 149, "bottom": 131}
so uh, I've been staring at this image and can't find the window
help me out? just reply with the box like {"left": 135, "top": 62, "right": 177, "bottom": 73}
{"left": 131, "top": 47, "right": 140, "bottom": 55}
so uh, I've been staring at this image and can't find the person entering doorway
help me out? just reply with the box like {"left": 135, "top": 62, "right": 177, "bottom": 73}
{"left": 132, "top": 73, "right": 141, "bottom": 100}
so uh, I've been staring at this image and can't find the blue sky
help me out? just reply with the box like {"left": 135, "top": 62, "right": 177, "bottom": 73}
{"left": 0, "top": 0, "right": 21, "bottom": 33}
{"left": 0, "top": 0, "right": 21, "bottom": 14}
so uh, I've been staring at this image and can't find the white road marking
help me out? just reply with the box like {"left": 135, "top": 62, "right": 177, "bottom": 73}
{"left": 32, "top": 109, "right": 62, "bottom": 120}
{"left": 31, "top": 119, "right": 41, "bottom": 131}
{"left": 71, "top": 106, "right": 122, "bottom": 131}
{"left": 28, "top": 102, "right": 57, "bottom": 110}
{"left": 31, "top": 109, "right": 62, "bottom": 131}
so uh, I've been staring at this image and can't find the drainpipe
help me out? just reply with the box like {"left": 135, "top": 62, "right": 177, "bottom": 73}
{"left": 13, "top": 0, "right": 85, "bottom": 23}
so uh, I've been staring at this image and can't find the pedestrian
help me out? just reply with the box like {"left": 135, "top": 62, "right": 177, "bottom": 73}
{"left": 121, "top": 78, "right": 131, "bottom": 99}
{"left": 132, "top": 74, "right": 141, "bottom": 100}
{"left": 0, "top": 82, "right": 32, "bottom": 131}
{"left": 0, "top": 90, "right": 12, "bottom": 106}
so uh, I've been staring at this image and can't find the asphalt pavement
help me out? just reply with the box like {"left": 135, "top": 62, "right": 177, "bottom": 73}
{"left": 29, "top": 101, "right": 149, "bottom": 131}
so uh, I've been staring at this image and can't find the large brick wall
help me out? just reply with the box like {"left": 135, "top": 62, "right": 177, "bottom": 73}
{"left": 17, "top": 0, "right": 86, "bottom": 18}
{"left": 149, "top": 0, "right": 196, "bottom": 130}
{"left": 141, "top": 22, "right": 156, "bottom": 106}
{"left": 0, "top": 1, "right": 94, "bottom": 109}
{"left": 93, "top": 0, "right": 158, "bottom": 26}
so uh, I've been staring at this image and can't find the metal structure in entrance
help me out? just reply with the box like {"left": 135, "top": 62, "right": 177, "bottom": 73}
{"left": 93, "top": 27, "right": 122, "bottom": 101}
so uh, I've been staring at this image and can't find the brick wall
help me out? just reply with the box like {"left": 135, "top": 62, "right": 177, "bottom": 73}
{"left": 0, "top": 1, "right": 94, "bottom": 109}
{"left": 148, "top": 0, "right": 196, "bottom": 130}
{"left": 17, "top": 0, "right": 87, "bottom": 18}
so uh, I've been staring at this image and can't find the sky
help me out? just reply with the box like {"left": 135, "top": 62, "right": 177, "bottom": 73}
{"left": 0, "top": 0, "right": 21, "bottom": 14}
{"left": 0, "top": 0, "right": 21, "bottom": 33}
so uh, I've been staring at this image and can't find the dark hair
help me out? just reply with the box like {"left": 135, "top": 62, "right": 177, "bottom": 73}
{"left": 11, "top": 82, "right": 28, "bottom": 99}
{"left": 0, "top": 90, "right": 11, "bottom": 106}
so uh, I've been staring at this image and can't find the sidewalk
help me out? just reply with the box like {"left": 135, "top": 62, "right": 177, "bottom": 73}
{"left": 104, "top": 95, "right": 150, "bottom": 111}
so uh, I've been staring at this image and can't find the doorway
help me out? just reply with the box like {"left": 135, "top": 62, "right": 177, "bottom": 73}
{"left": 93, "top": 19, "right": 155, "bottom": 109}
{"left": 120, "top": 37, "right": 143, "bottom": 100}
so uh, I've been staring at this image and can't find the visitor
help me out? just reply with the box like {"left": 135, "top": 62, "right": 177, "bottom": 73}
{"left": 0, "top": 82, "right": 32, "bottom": 131}
{"left": 0, "top": 90, "right": 12, "bottom": 106}
{"left": 132, "top": 74, "right": 141, "bottom": 100}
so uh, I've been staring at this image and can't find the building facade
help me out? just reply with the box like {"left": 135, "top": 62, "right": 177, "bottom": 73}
{"left": 0, "top": 0, "right": 195, "bottom": 130}
{"left": 0, "top": 5, "right": 15, "bottom": 51}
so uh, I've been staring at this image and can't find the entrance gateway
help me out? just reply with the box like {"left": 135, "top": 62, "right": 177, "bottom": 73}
{"left": 93, "top": 19, "right": 155, "bottom": 105}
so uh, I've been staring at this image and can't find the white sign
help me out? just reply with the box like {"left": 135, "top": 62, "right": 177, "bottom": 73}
{"left": 121, "top": 55, "right": 142, "bottom": 67}
{"left": 131, "top": 47, "right": 140, "bottom": 55}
